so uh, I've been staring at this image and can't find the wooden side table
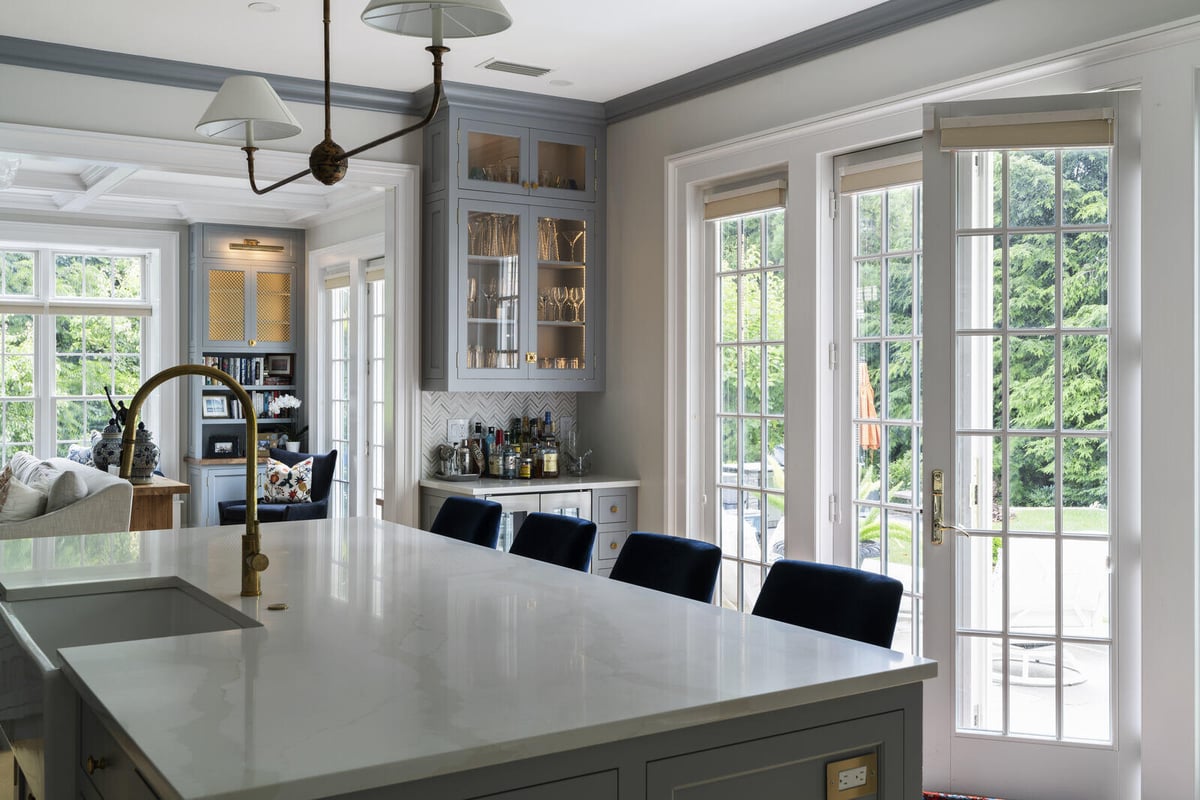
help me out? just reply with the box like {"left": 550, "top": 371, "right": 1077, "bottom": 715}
{"left": 130, "top": 475, "right": 191, "bottom": 532}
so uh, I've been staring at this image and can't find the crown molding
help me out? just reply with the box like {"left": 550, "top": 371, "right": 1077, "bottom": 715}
{"left": 603, "top": 0, "right": 998, "bottom": 123}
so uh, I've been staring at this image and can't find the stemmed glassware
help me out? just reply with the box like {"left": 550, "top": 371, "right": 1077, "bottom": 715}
{"left": 558, "top": 230, "right": 585, "bottom": 263}
{"left": 566, "top": 287, "right": 585, "bottom": 322}
{"left": 550, "top": 287, "right": 568, "bottom": 322}
{"left": 484, "top": 278, "right": 499, "bottom": 319}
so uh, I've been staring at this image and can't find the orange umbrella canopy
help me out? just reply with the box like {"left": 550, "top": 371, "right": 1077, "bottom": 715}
{"left": 858, "top": 361, "right": 881, "bottom": 451}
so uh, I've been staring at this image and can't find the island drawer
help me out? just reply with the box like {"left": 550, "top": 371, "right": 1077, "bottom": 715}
{"left": 466, "top": 768, "right": 616, "bottom": 799}
{"left": 79, "top": 702, "right": 159, "bottom": 800}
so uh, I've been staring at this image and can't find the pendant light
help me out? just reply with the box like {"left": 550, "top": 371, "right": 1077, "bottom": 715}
{"left": 195, "top": 0, "right": 512, "bottom": 195}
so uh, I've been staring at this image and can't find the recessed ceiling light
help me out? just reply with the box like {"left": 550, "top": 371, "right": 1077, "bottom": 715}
{"left": 248, "top": 2, "right": 278, "bottom": 12}
{"left": 549, "top": 79, "right": 573, "bottom": 87}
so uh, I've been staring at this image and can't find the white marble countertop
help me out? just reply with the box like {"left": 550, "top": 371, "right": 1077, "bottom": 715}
{"left": 0, "top": 519, "right": 935, "bottom": 799}
{"left": 419, "top": 473, "right": 639, "bottom": 494}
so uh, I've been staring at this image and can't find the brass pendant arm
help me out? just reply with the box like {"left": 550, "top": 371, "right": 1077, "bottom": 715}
{"left": 242, "top": 147, "right": 316, "bottom": 196}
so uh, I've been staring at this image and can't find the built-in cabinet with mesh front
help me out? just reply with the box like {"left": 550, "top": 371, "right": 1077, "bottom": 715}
{"left": 186, "top": 223, "right": 304, "bottom": 527}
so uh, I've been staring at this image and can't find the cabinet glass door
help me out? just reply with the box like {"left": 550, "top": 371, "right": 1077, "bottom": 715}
{"left": 531, "top": 131, "right": 595, "bottom": 203}
{"left": 465, "top": 209, "right": 522, "bottom": 371}
{"left": 536, "top": 213, "right": 588, "bottom": 375}
{"left": 255, "top": 270, "right": 292, "bottom": 344}
{"left": 207, "top": 268, "right": 247, "bottom": 344}
{"left": 464, "top": 123, "right": 525, "bottom": 194}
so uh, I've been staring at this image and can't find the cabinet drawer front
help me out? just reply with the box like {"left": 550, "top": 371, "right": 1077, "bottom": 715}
{"left": 467, "top": 768, "right": 616, "bottom": 799}
{"left": 80, "top": 703, "right": 159, "bottom": 800}
{"left": 594, "top": 493, "right": 628, "bottom": 524}
{"left": 596, "top": 530, "right": 628, "bottom": 562}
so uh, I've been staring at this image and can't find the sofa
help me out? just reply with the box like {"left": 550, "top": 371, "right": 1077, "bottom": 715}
{"left": 0, "top": 456, "right": 132, "bottom": 539}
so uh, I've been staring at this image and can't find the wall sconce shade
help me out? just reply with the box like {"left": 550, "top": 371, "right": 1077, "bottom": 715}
{"left": 195, "top": 75, "right": 303, "bottom": 143}
{"left": 361, "top": 0, "right": 512, "bottom": 38}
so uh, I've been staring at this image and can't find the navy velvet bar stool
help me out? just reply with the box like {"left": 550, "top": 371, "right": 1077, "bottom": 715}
{"left": 608, "top": 532, "right": 721, "bottom": 603}
{"left": 429, "top": 496, "right": 502, "bottom": 548}
{"left": 509, "top": 512, "right": 598, "bottom": 572}
{"left": 751, "top": 559, "right": 903, "bottom": 648}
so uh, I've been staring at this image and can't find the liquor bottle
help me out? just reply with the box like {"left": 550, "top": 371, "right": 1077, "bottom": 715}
{"left": 489, "top": 429, "right": 504, "bottom": 478}
{"left": 500, "top": 435, "right": 518, "bottom": 479}
{"left": 518, "top": 444, "right": 533, "bottom": 479}
{"left": 540, "top": 431, "right": 559, "bottom": 479}
{"left": 485, "top": 426, "right": 496, "bottom": 465}
{"left": 469, "top": 421, "right": 485, "bottom": 475}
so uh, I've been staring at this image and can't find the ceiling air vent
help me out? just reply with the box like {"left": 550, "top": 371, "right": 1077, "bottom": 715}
{"left": 478, "top": 58, "right": 551, "bottom": 78}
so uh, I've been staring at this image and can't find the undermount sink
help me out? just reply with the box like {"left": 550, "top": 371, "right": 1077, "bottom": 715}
{"left": 6, "top": 579, "right": 260, "bottom": 668}
{"left": 0, "top": 578, "right": 261, "bottom": 798}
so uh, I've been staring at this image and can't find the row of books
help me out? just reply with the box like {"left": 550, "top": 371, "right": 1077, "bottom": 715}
{"left": 201, "top": 356, "right": 291, "bottom": 386}
{"left": 213, "top": 390, "right": 292, "bottom": 420}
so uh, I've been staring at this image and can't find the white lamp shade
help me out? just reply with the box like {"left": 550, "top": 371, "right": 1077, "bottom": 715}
{"left": 361, "top": 0, "right": 512, "bottom": 39}
{"left": 195, "top": 75, "right": 303, "bottom": 142}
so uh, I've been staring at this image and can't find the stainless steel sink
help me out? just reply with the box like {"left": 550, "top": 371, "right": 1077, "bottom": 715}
{"left": 0, "top": 578, "right": 261, "bottom": 798}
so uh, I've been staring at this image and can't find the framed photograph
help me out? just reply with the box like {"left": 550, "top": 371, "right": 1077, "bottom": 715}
{"left": 256, "top": 431, "right": 281, "bottom": 458}
{"left": 265, "top": 353, "right": 293, "bottom": 378}
{"left": 202, "top": 394, "right": 230, "bottom": 418}
{"left": 206, "top": 434, "right": 240, "bottom": 458}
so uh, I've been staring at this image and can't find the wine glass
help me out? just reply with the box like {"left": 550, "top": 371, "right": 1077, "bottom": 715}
{"left": 566, "top": 287, "right": 584, "bottom": 322}
{"left": 538, "top": 287, "right": 551, "bottom": 320}
{"left": 484, "top": 278, "right": 499, "bottom": 319}
{"left": 551, "top": 287, "right": 567, "bottom": 322}
{"left": 558, "top": 230, "right": 585, "bottom": 263}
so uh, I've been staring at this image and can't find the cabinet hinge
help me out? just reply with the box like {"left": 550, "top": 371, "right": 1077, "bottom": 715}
{"left": 828, "top": 494, "right": 840, "bottom": 523}
{"left": 828, "top": 342, "right": 838, "bottom": 371}
{"left": 828, "top": 190, "right": 838, "bottom": 220}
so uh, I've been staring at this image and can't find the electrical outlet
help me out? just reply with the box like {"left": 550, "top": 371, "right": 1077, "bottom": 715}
{"left": 825, "top": 753, "right": 876, "bottom": 800}
{"left": 447, "top": 418, "right": 469, "bottom": 444}
{"left": 838, "top": 766, "right": 867, "bottom": 791}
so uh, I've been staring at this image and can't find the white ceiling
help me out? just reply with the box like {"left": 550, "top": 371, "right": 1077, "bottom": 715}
{"left": 0, "top": 0, "right": 894, "bottom": 224}
{"left": 6, "top": 0, "right": 889, "bottom": 102}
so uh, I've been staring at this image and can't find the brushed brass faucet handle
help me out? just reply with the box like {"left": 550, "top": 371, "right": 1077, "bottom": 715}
{"left": 247, "top": 552, "right": 270, "bottom": 573}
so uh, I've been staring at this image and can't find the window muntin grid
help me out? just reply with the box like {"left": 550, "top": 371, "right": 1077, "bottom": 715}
{"left": 713, "top": 210, "right": 785, "bottom": 612}
{"left": 328, "top": 285, "right": 351, "bottom": 518}
{"left": 850, "top": 184, "right": 924, "bottom": 656}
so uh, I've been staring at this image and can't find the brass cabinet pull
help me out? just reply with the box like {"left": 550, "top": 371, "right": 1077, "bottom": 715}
{"left": 610, "top": 505, "right": 619, "bottom": 514}
{"left": 247, "top": 339, "right": 257, "bottom": 347}
{"left": 610, "top": 541, "right": 618, "bottom": 550}
{"left": 521, "top": 180, "right": 531, "bottom": 189}
{"left": 86, "top": 755, "right": 108, "bottom": 775}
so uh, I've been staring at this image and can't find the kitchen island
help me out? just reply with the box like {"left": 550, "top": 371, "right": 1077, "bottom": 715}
{"left": 0, "top": 518, "right": 934, "bottom": 799}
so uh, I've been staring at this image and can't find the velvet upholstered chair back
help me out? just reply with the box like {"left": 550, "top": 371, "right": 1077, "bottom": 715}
{"left": 429, "top": 496, "right": 502, "bottom": 548}
{"left": 266, "top": 447, "right": 337, "bottom": 503}
{"left": 509, "top": 512, "right": 597, "bottom": 572}
{"left": 751, "top": 560, "right": 903, "bottom": 648}
{"left": 608, "top": 532, "right": 721, "bottom": 603}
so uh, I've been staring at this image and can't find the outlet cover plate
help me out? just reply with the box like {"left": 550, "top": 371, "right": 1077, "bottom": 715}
{"left": 447, "top": 418, "right": 469, "bottom": 444}
{"left": 825, "top": 753, "right": 877, "bottom": 800}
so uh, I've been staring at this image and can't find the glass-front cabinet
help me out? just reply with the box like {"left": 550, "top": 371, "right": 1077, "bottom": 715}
{"left": 459, "top": 119, "right": 596, "bottom": 204}
{"left": 459, "top": 199, "right": 593, "bottom": 383}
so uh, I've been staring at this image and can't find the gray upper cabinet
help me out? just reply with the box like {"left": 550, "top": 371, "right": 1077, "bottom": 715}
{"left": 421, "top": 90, "right": 606, "bottom": 392}
{"left": 193, "top": 224, "right": 302, "bottom": 351}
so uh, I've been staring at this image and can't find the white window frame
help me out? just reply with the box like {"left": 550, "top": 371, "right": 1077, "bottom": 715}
{"left": 0, "top": 222, "right": 178, "bottom": 469}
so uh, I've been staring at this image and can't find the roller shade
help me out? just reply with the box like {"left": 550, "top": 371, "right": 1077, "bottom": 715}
{"left": 704, "top": 179, "right": 786, "bottom": 221}
{"left": 839, "top": 154, "right": 922, "bottom": 194}
{"left": 323, "top": 259, "right": 385, "bottom": 289}
{"left": 938, "top": 108, "right": 1114, "bottom": 151}
{"left": 324, "top": 269, "right": 349, "bottom": 289}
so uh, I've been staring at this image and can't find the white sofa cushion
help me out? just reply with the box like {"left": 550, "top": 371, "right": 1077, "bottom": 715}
{"left": 8, "top": 452, "right": 88, "bottom": 512}
{"left": 0, "top": 468, "right": 47, "bottom": 522}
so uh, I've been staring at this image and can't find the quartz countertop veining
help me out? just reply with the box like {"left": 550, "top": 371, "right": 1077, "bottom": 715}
{"left": 0, "top": 519, "right": 934, "bottom": 799}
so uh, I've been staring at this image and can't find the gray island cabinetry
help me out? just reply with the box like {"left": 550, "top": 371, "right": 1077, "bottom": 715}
{"left": 0, "top": 519, "right": 933, "bottom": 798}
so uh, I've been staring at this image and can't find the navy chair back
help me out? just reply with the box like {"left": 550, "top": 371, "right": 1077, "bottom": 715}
{"left": 509, "top": 512, "right": 597, "bottom": 572}
{"left": 751, "top": 560, "right": 903, "bottom": 648}
{"left": 608, "top": 532, "right": 721, "bottom": 603}
{"left": 217, "top": 448, "right": 338, "bottom": 525}
{"left": 430, "top": 496, "right": 502, "bottom": 548}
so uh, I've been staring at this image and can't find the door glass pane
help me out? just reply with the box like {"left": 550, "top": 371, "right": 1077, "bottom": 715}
{"left": 466, "top": 210, "right": 520, "bottom": 369}
{"left": 953, "top": 144, "right": 1114, "bottom": 744}
{"left": 715, "top": 209, "right": 785, "bottom": 611}
{"left": 536, "top": 215, "right": 586, "bottom": 371}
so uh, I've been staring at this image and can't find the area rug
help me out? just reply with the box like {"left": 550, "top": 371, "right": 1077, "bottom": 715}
{"left": 924, "top": 793, "right": 1005, "bottom": 800}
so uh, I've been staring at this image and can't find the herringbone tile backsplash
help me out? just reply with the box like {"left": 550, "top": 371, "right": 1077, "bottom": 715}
{"left": 422, "top": 392, "right": 577, "bottom": 477}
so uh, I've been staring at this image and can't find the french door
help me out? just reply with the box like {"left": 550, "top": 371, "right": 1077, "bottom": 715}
{"left": 921, "top": 94, "right": 1136, "bottom": 798}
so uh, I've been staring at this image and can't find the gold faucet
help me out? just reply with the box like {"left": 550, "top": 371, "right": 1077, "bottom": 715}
{"left": 119, "top": 364, "right": 268, "bottom": 597}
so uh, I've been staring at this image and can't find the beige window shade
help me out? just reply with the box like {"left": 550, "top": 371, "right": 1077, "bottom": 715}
{"left": 938, "top": 108, "right": 1114, "bottom": 151}
{"left": 324, "top": 270, "right": 350, "bottom": 290}
{"left": 839, "top": 156, "right": 922, "bottom": 195}
{"left": 366, "top": 257, "right": 385, "bottom": 283}
{"left": 704, "top": 179, "right": 786, "bottom": 221}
